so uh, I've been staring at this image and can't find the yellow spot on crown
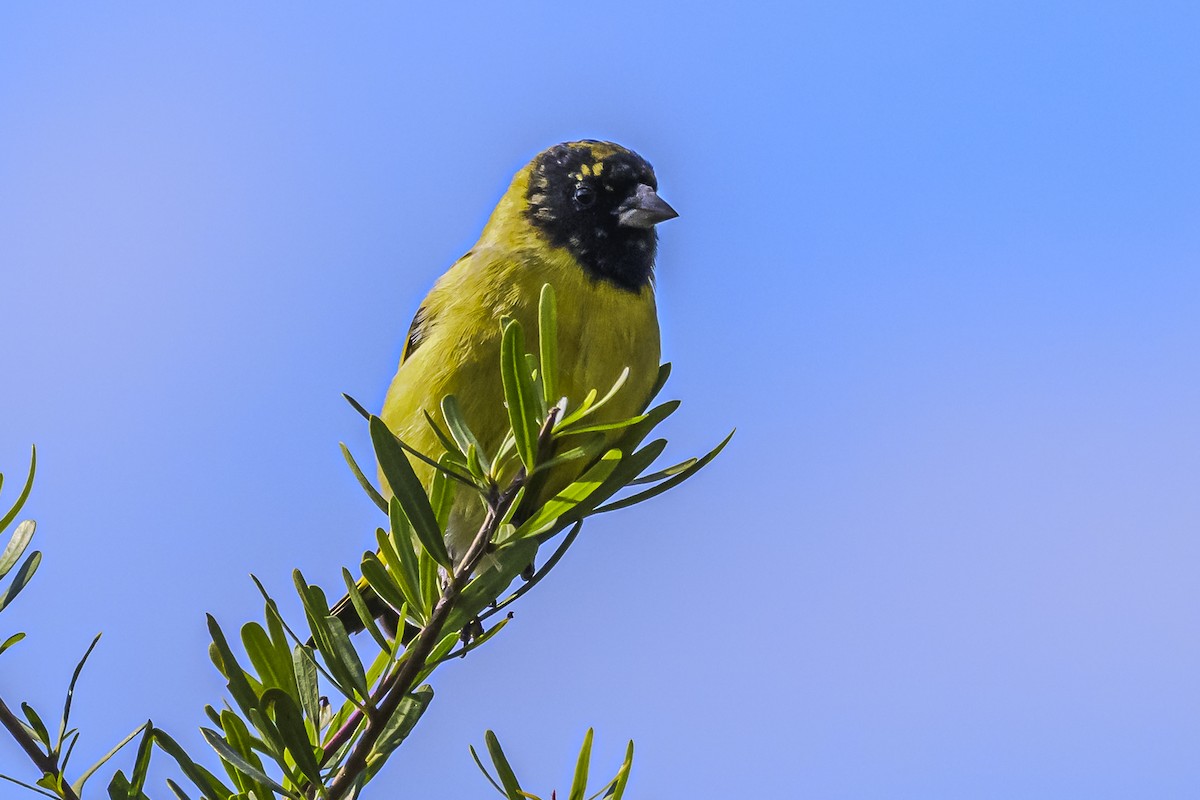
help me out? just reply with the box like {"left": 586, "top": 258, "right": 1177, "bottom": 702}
{"left": 580, "top": 164, "right": 592, "bottom": 176}
{"left": 592, "top": 161, "right": 604, "bottom": 175}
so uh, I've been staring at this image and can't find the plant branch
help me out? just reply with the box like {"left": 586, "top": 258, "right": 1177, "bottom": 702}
{"left": 0, "top": 695, "right": 80, "bottom": 800}
{"left": 322, "top": 409, "right": 559, "bottom": 800}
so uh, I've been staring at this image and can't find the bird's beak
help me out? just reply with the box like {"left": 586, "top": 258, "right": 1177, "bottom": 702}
{"left": 617, "top": 184, "right": 679, "bottom": 229}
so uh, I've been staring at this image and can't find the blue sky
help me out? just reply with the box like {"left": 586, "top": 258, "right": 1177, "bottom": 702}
{"left": 1, "top": 2, "right": 1197, "bottom": 797}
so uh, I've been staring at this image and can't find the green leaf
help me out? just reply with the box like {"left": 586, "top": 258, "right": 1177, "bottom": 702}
{"left": 567, "top": 728, "right": 593, "bottom": 800}
{"left": 484, "top": 730, "right": 524, "bottom": 800}
{"left": 74, "top": 722, "right": 151, "bottom": 795}
{"left": 528, "top": 434, "right": 607, "bottom": 478}
{"left": 538, "top": 283, "right": 558, "bottom": 406}
{"left": 128, "top": 721, "right": 154, "bottom": 795}
{"left": 500, "top": 318, "right": 541, "bottom": 472}
{"left": 627, "top": 456, "right": 699, "bottom": 485}
{"left": 594, "top": 430, "right": 734, "bottom": 514}
{"left": 323, "top": 615, "right": 369, "bottom": 701}
{"left": 513, "top": 450, "right": 622, "bottom": 539}
{"left": 430, "top": 454, "right": 458, "bottom": 531}
{"left": 153, "top": 728, "right": 236, "bottom": 800}
{"left": 201, "top": 727, "right": 288, "bottom": 799}
{"left": 384, "top": 500, "right": 424, "bottom": 612}
{"left": 367, "top": 684, "right": 433, "bottom": 762}
{"left": 441, "top": 395, "right": 488, "bottom": 464}
{"left": 0, "top": 446, "right": 35, "bottom": 534}
{"left": 292, "top": 645, "right": 321, "bottom": 731}
{"left": 164, "top": 778, "right": 193, "bottom": 800}
{"left": 557, "top": 415, "right": 648, "bottom": 437}
{"left": 470, "top": 744, "right": 507, "bottom": 797}
{"left": 21, "top": 703, "right": 50, "bottom": 748}
{"left": 610, "top": 740, "right": 635, "bottom": 800}
{"left": 340, "top": 443, "right": 387, "bottom": 514}
{"left": 645, "top": 362, "right": 672, "bottom": 407}
{"left": 0, "top": 519, "right": 35, "bottom": 579}
{"left": 262, "top": 689, "right": 322, "bottom": 787}
{"left": 207, "top": 614, "right": 260, "bottom": 717}
{"left": 370, "top": 415, "right": 450, "bottom": 567}
{"left": 0, "top": 772, "right": 57, "bottom": 799}
{"left": 0, "top": 632, "right": 24, "bottom": 655}
{"left": 342, "top": 568, "right": 389, "bottom": 651}
{"left": 362, "top": 550, "right": 419, "bottom": 622}
{"left": 423, "top": 409, "right": 464, "bottom": 457}
{"left": 556, "top": 367, "right": 629, "bottom": 429}
{"left": 342, "top": 392, "right": 372, "bottom": 421}
{"left": 58, "top": 632, "right": 102, "bottom": 755}
{"left": 242, "top": 622, "right": 290, "bottom": 693}
{"left": 557, "top": 439, "right": 668, "bottom": 528}
{"left": 0, "top": 550, "right": 40, "bottom": 612}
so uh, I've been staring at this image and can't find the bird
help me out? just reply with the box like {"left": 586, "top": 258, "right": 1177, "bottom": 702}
{"left": 335, "top": 140, "right": 678, "bottom": 635}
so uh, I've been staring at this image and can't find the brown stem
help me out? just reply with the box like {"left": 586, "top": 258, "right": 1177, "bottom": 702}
{"left": 0, "top": 694, "right": 80, "bottom": 800}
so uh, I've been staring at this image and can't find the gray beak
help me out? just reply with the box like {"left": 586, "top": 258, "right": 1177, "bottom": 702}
{"left": 617, "top": 183, "right": 679, "bottom": 229}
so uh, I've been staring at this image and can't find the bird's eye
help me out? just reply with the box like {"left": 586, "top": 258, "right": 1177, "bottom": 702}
{"left": 573, "top": 184, "right": 596, "bottom": 208}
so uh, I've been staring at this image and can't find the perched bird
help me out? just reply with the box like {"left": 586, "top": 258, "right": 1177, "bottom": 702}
{"left": 336, "top": 140, "right": 678, "bottom": 633}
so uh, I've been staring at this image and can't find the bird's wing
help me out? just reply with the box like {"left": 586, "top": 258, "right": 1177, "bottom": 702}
{"left": 399, "top": 304, "right": 431, "bottom": 364}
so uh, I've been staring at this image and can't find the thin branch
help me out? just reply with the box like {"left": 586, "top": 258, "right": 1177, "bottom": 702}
{"left": 0, "top": 695, "right": 80, "bottom": 800}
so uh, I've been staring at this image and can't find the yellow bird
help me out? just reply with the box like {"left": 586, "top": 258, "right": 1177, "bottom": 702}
{"left": 339, "top": 140, "right": 678, "bottom": 631}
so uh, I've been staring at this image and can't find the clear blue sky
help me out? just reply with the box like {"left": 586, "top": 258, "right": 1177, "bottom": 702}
{"left": 2, "top": 3, "right": 1197, "bottom": 797}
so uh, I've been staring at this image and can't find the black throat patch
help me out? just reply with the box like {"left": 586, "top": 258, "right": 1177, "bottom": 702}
{"left": 525, "top": 142, "right": 659, "bottom": 292}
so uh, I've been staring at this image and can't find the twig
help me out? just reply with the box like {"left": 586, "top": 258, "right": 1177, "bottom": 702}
{"left": 0, "top": 695, "right": 80, "bottom": 800}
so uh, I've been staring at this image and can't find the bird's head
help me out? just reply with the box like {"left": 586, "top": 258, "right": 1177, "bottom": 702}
{"left": 488, "top": 141, "right": 678, "bottom": 292}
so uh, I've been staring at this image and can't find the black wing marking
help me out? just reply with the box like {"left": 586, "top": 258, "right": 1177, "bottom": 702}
{"left": 401, "top": 304, "right": 431, "bottom": 364}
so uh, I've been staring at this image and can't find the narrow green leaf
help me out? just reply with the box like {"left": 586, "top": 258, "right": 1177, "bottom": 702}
{"left": 500, "top": 319, "right": 541, "bottom": 471}
{"left": 340, "top": 443, "right": 387, "bottom": 513}
{"left": 342, "top": 568, "right": 389, "bottom": 651}
{"left": 0, "top": 446, "right": 35, "bottom": 533}
{"left": 430, "top": 454, "right": 458, "bottom": 530}
{"left": 362, "top": 550, "right": 419, "bottom": 621}
{"left": 367, "top": 685, "right": 433, "bottom": 761}
{"left": 567, "top": 728, "right": 594, "bottom": 800}
{"left": 242, "top": 622, "right": 289, "bottom": 693}
{"left": 514, "top": 450, "right": 622, "bottom": 539}
{"left": 58, "top": 632, "right": 102, "bottom": 755}
{"left": 0, "top": 519, "right": 35, "bottom": 579}
{"left": 370, "top": 416, "right": 450, "bottom": 567}
{"left": 557, "top": 415, "right": 648, "bottom": 437}
{"left": 610, "top": 740, "right": 635, "bottom": 800}
{"left": 645, "top": 362, "right": 671, "bottom": 407}
{"left": 0, "top": 550, "right": 41, "bottom": 612}
{"left": 441, "top": 395, "right": 488, "bottom": 464}
{"left": 81, "top": 722, "right": 152, "bottom": 797}
{"left": 527, "top": 435, "right": 606, "bottom": 478}
{"left": 207, "top": 614, "right": 260, "bottom": 717}
{"left": 263, "top": 689, "right": 321, "bottom": 787}
{"left": 423, "top": 408, "right": 464, "bottom": 456}
{"left": 418, "top": 547, "right": 440, "bottom": 618}
{"left": 201, "top": 728, "right": 288, "bottom": 798}
{"left": 323, "top": 615, "right": 369, "bottom": 701}
{"left": 627, "top": 456, "right": 699, "bottom": 485}
{"left": 144, "top": 728, "right": 238, "bottom": 800}
{"left": 0, "top": 772, "right": 57, "bottom": 799}
{"left": 470, "top": 744, "right": 507, "bottom": 797}
{"left": 385, "top": 500, "right": 424, "bottom": 610}
{"left": 129, "top": 721, "right": 154, "bottom": 795}
{"left": 485, "top": 730, "right": 524, "bottom": 800}
{"left": 594, "top": 430, "right": 734, "bottom": 514}
{"left": 538, "top": 283, "right": 558, "bottom": 406}
{"left": 0, "top": 632, "right": 24, "bottom": 656}
{"left": 292, "top": 645, "right": 321, "bottom": 731}
{"left": 21, "top": 703, "right": 50, "bottom": 748}
{"left": 557, "top": 439, "right": 668, "bottom": 528}
{"left": 342, "top": 392, "right": 371, "bottom": 420}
